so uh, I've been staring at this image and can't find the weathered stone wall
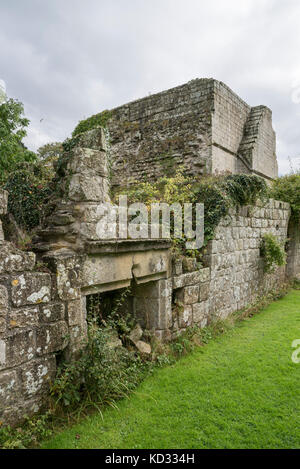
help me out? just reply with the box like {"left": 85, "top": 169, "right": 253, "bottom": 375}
{"left": 105, "top": 78, "right": 278, "bottom": 187}
{"left": 108, "top": 78, "right": 214, "bottom": 187}
{"left": 0, "top": 79, "right": 295, "bottom": 427}
{"left": 238, "top": 106, "right": 278, "bottom": 179}
{"left": 0, "top": 248, "right": 88, "bottom": 425}
{"left": 0, "top": 185, "right": 294, "bottom": 426}
{"left": 205, "top": 199, "right": 289, "bottom": 317}
{"left": 36, "top": 128, "right": 111, "bottom": 253}
{"left": 0, "top": 243, "right": 62, "bottom": 425}
{"left": 286, "top": 219, "right": 300, "bottom": 280}
{"left": 211, "top": 81, "right": 251, "bottom": 174}
{"left": 171, "top": 199, "right": 290, "bottom": 334}
{"left": 0, "top": 189, "right": 87, "bottom": 425}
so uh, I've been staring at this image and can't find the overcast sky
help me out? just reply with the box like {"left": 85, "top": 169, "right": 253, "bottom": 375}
{"left": 1, "top": 0, "right": 300, "bottom": 174}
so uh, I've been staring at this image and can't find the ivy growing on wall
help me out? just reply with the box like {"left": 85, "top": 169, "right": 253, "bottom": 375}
{"left": 192, "top": 174, "right": 268, "bottom": 243}
{"left": 270, "top": 173, "right": 300, "bottom": 221}
{"left": 260, "top": 233, "right": 286, "bottom": 273}
{"left": 113, "top": 171, "right": 268, "bottom": 252}
{"left": 4, "top": 161, "right": 55, "bottom": 231}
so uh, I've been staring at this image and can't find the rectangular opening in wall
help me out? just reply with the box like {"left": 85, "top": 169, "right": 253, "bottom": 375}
{"left": 86, "top": 288, "right": 133, "bottom": 327}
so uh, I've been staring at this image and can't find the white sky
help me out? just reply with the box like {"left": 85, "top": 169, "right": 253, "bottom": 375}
{"left": 1, "top": 0, "right": 300, "bottom": 174}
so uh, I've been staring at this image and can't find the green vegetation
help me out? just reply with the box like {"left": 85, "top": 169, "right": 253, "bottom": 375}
{"left": 72, "top": 110, "right": 112, "bottom": 137}
{"left": 192, "top": 173, "right": 267, "bottom": 243}
{"left": 113, "top": 171, "right": 268, "bottom": 255}
{"left": 37, "top": 142, "right": 63, "bottom": 163}
{"left": 260, "top": 233, "right": 286, "bottom": 273}
{"left": 51, "top": 323, "right": 148, "bottom": 413}
{"left": 42, "top": 289, "right": 300, "bottom": 449}
{"left": 270, "top": 173, "right": 300, "bottom": 221}
{"left": 0, "top": 284, "right": 298, "bottom": 449}
{"left": 0, "top": 98, "right": 36, "bottom": 184}
{"left": 4, "top": 161, "right": 55, "bottom": 231}
{"left": 0, "top": 96, "right": 58, "bottom": 236}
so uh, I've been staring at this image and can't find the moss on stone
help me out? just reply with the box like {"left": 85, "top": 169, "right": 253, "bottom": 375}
{"left": 72, "top": 110, "right": 113, "bottom": 137}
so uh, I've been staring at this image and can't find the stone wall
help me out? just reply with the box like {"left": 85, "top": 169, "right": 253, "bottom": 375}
{"left": 105, "top": 78, "right": 278, "bottom": 187}
{"left": 0, "top": 184, "right": 294, "bottom": 426}
{"left": 286, "top": 218, "right": 300, "bottom": 280}
{"left": 0, "top": 78, "right": 296, "bottom": 427}
{"left": 108, "top": 79, "right": 214, "bottom": 187}
{"left": 0, "top": 189, "right": 86, "bottom": 425}
{"left": 36, "top": 128, "right": 111, "bottom": 253}
{"left": 211, "top": 80, "right": 250, "bottom": 174}
{"left": 171, "top": 199, "right": 290, "bottom": 335}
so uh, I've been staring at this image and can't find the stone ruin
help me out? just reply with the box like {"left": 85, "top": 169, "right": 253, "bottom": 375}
{"left": 0, "top": 78, "right": 299, "bottom": 426}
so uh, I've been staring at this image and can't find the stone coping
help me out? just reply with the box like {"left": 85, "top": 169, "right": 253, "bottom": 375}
{"left": 85, "top": 238, "right": 172, "bottom": 254}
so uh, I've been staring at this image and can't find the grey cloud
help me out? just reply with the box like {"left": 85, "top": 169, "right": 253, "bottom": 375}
{"left": 0, "top": 0, "right": 299, "bottom": 174}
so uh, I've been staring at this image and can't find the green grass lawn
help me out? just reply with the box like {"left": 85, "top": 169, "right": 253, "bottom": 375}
{"left": 43, "top": 290, "right": 300, "bottom": 449}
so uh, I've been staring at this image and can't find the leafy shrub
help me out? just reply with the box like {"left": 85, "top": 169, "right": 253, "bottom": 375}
{"left": 114, "top": 171, "right": 268, "bottom": 250}
{"left": 270, "top": 173, "right": 300, "bottom": 220}
{"left": 37, "top": 142, "right": 63, "bottom": 162}
{"left": 190, "top": 176, "right": 230, "bottom": 242}
{"left": 4, "top": 161, "right": 55, "bottom": 231}
{"left": 223, "top": 174, "right": 268, "bottom": 206}
{"left": 51, "top": 321, "right": 148, "bottom": 411}
{"left": 192, "top": 174, "right": 268, "bottom": 243}
{"left": 0, "top": 412, "right": 53, "bottom": 449}
{"left": 0, "top": 98, "right": 36, "bottom": 184}
{"left": 260, "top": 233, "right": 286, "bottom": 273}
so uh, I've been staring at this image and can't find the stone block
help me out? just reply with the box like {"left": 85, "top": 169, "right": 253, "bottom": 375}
{"left": 11, "top": 272, "right": 51, "bottom": 307}
{"left": 199, "top": 282, "right": 210, "bottom": 301}
{"left": 68, "top": 173, "right": 109, "bottom": 202}
{"left": 154, "top": 329, "right": 172, "bottom": 342}
{"left": 178, "top": 285, "right": 199, "bottom": 305}
{"left": 134, "top": 279, "right": 172, "bottom": 300}
{"left": 21, "top": 356, "right": 56, "bottom": 399}
{"left": 9, "top": 306, "right": 39, "bottom": 329}
{"left": 1, "top": 397, "right": 42, "bottom": 426}
{"left": 80, "top": 221, "right": 117, "bottom": 241}
{"left": 36, "top": 321, "right": 68, "bottom": 355}
{"left": 192, "top": 302, "right": 209, "bottom": 326}
{"left": 0, "top": 369, "right": 19, "bottom": 408}
{"left": 0, "top": 244, "right": 35, "bottom": 274}
{"left": 199, "top": 268, "right": 210, "bottom": 283}
{"left": 173, "top": 275, "right": 185, "bottom": 289}
{"left": 0, "top": 318, "right": 6, "bottom": 334}
{"left": 0, "top": 286, "right": 8, "bottom": 316}
{"left": 158, "top": 295, "right": 172, "bottom": 330}
{"left": 46, "top": 254, "right": 82, "bottom": 301}
{"left": 184, "top": 271, "right": 201, "bottom": 286}
{"left": 81, "top": 203, "right": 117, "bottom": 223}
{"left": 68, "top": 146, "right": 108, "bottom": 177}
{"left": 173, "top": 271, "right": 202, "bottom": 289}
{"left": 66, "top": 298, "right": 86, "bottom": 326}
{"left": 63, "top": 325, "right": 87, "bottom": 360}
{"left": 134, "top": 297, "right": 158, "bottom": 329}
{"left": 172, "top": 258, "right": 183, "bottom": 276}
{"left": 178, "top": 305, "right": 193, "bottom": 328}
{"left": 0, "top": 329, "right": 35, "bottom": 369}
{"left": 76, "top": 127, "right": 106, "bottom": 151}
{"left": 39, "top": 303, "right": 65, "bottom": 323}
{"left": 134, "top": 281, "right": 172, "bottom": 330}
{"left": 182, "top": 257, "right": 198, "bottom": 272}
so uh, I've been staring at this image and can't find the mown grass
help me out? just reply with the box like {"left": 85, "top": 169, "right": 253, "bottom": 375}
{"left": 42, "top": 290, "right": 300, "bottom": 449}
